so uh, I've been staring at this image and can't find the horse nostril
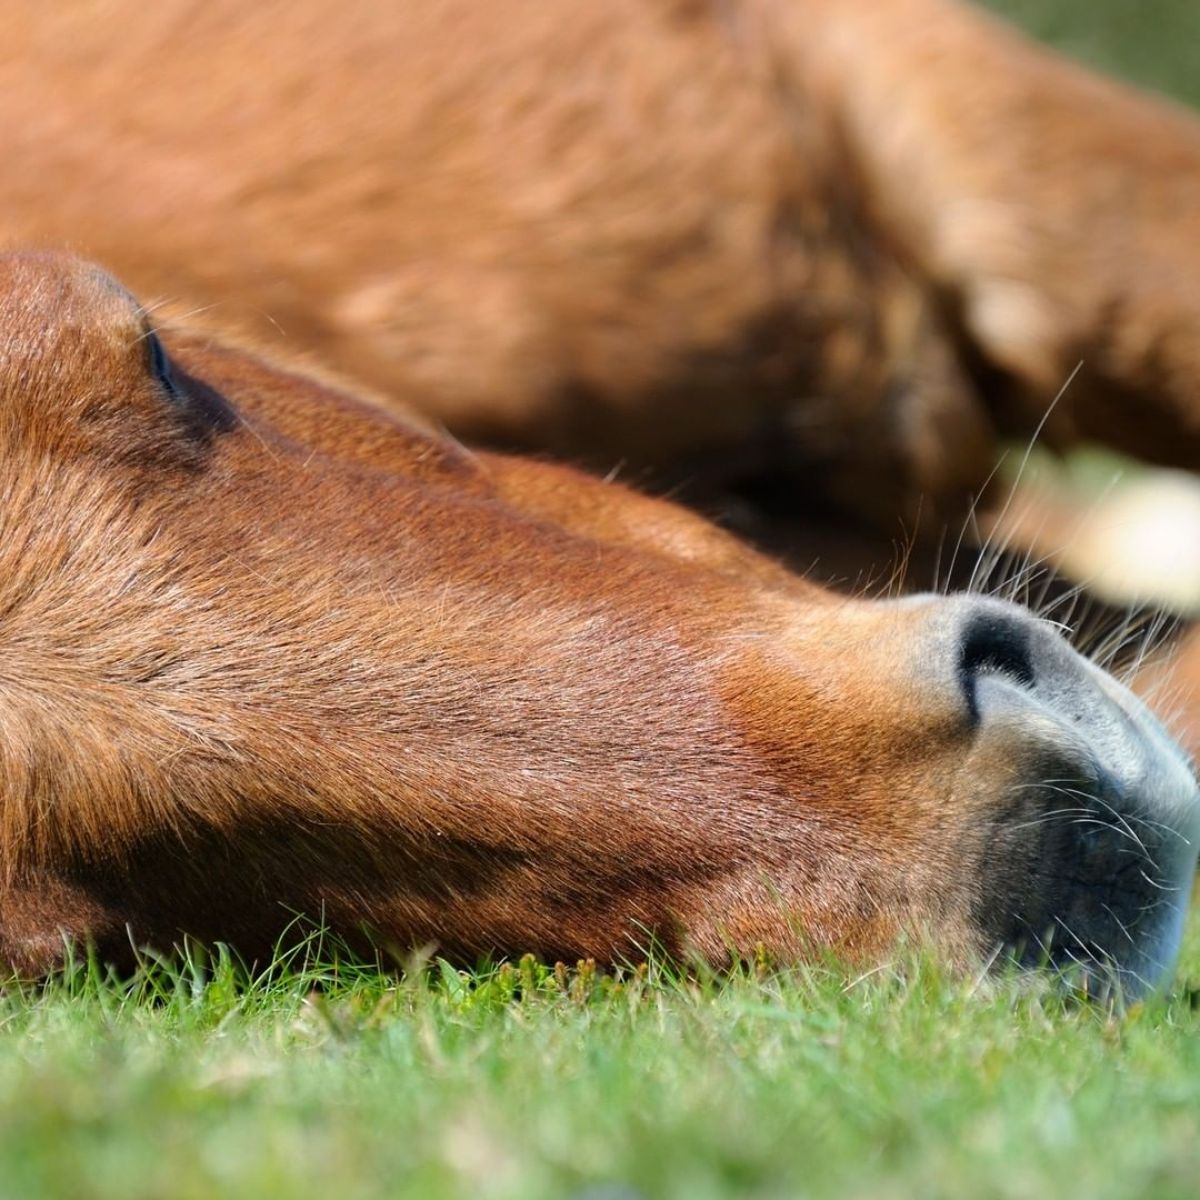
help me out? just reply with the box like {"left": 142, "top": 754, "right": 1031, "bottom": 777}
{"left": 959, "top": 610, "right": 1037, "bottom": 724}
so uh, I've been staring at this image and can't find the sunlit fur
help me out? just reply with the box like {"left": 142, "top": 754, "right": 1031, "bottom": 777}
{"left": 0, "top": 252, "right": 1195, "bottom": 998}
{"left": 0, "top": 0, "right": 1198, "bottom": 532}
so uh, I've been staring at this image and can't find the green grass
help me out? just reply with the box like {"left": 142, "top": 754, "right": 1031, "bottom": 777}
{"left": 3, "top": 923, "right": 1200, "bottom": 1200}
{"left": 983, "top": 0, "right": 1200, "bottom": 107}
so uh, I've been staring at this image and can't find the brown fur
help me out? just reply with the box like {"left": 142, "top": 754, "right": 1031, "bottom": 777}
{"left": 1, "top": 0, "right": 1198, "bottom": 532}
{"left": 1138, "top": 631, "right": 1200, "bottom": 759}
{"left": 1, "top": 252, "right": 1196, "bottom": 990}
{"left": 0, "top": 251, "right": 1057, "bottom": 975}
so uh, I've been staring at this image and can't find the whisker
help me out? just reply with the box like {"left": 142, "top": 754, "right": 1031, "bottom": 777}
{"left": 961, "top": 362, "right": 1083, "bottom": 603}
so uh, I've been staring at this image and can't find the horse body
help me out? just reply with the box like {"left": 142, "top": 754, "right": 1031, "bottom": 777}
{"left": 4, "top": 0, "right": 1199, "bottom": 530}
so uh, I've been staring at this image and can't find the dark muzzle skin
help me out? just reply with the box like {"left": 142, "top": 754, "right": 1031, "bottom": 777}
{"left": 949, "top": 597, "right": 1200, "bottom": 993}
{"left": 0, "top": 251, "right": 1195, "bottom": 995}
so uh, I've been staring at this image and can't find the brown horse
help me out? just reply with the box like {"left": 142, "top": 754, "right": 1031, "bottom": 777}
{"left": 1, "top": 0, "right": 1199, "bottom": 531}
{"left": 0, "top": 251, "right": 1195, "bottom": 994}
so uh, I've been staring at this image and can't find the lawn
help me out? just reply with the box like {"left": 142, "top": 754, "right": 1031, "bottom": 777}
{"left": 4, "top": 6, "right": 1198, "bottom": 1200}
{"left": 3, "top": 927, "right": 1200, "bottom": 1200}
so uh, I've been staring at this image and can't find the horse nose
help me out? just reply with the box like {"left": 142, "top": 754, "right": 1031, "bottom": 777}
{"left": 937, "top": 595, "right": 1200, "bottom": 993}
{"left": 957, "top": 604, "right": 1038, "bottom": 726}
{"left": 945, "top": 594, "right": 1195, "bottom": 808}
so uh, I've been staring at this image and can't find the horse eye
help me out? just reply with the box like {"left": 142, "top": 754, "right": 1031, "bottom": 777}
{"left": 145, "top": 328, "right": 181, "bottom": 401}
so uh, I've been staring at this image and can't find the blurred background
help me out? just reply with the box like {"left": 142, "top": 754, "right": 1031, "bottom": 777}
{"left": 981, "top": 0, "right": 1200, "bottom": 613}
{"left": 980, "top": 1, "right": 1200, "bottom": 735}
{"left": 802, "top": 1, "right": 1200, "bottom": 754}
{"left": 982, "top": 0, "right": 1199, "bottom": 109}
